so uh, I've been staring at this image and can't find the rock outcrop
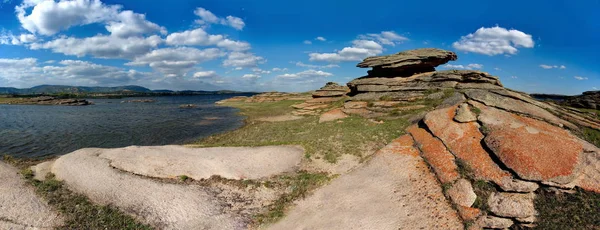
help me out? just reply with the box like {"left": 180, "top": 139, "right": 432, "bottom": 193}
{"left": 344, "top": 48, "right": 600, "bottom": 229}
{"left": 6, "top": 96, "right": 93, "bottom": 106}
{"left": 292, "top": 82, "right": 349, "bottom": 116}
{"left": 565, "top": 91, "right": 600, "bottom": 110}
{"left": 216, "top": 92, "right": 310, "bottom": 104}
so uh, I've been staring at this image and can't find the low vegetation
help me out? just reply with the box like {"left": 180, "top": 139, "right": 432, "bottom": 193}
{"left": 198, "top": 100, "right": 409, "bottom": 163}
{"left": 534, "top": 188, "right": 600, "bottom": 230}
{"left": 252, "top": 171, "right": 331, "bottom": 226}
{"left": 2, "top": 156, "right": 152, "bottom": 230}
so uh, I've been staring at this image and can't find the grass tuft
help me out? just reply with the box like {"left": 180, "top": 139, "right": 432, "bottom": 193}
{"left": 534, "top": 188, "right": 600, "bottom": 229}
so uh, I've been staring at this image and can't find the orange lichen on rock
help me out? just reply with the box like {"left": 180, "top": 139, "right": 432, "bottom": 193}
{"left": 479, "top": 107, "right": 583, "bottom": 184}
{"left": 407, "top": 125, "right": 460, "bottom": 184}
{"left": 456, "top": 206, "right": 481, "bottom": 221}
{"left": 423, "top": 105, "right": 511, "bottom": 185}
{"left": 377, "top": 135, "right": 421, "bottom": 157}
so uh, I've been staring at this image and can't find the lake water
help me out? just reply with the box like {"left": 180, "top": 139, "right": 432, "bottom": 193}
{"left": 0, "top": 94, "right": 250, "bottom": 158}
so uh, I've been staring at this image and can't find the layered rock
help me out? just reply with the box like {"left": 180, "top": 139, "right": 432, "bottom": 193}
{"left": 292, "top": 82, "right": 349, "bottom": 117}
{"left": 357, "top": 48, "right": 457, "bottom": 77}
{"left": 345, "top": 48, "right": 600, "bottom": 229}
{"left": 216, "top": 92, "right": 310, "bottom": 104}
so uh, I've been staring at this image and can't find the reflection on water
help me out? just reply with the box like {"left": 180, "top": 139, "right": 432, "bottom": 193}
{"left": 0, "top": 94, "right": 248, "bottom": 158}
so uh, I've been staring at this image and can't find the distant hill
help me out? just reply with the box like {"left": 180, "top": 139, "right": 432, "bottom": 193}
{"left": 0, "top": 85, "right": 153, "bottom": 95}
{"left": 0, "top": 85, "right": 251, "bottom": 96}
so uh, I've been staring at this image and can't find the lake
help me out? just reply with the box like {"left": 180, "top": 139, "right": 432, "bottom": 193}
{"left": 0, "top": 94, "right": 250, "bottom": 158}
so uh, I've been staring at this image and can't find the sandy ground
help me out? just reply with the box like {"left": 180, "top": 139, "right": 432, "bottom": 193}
{"left": 100, "top": 145, "right": 304, "bottom": 180}
{"left": 267, "top": 136, "right": 463, "bottom": 230}
{"left": 0, "top": 162, "right": 63, "bottom": 229}
{"left": 51, "top": 148, "right": 246, "bottom": 229}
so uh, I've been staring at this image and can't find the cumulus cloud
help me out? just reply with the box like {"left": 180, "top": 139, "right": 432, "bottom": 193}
{"left": 194, "top": 7, "right": 245, "bottom": 30}
{"left": 308, "top": 31, "right": 405, "bottom": 62}
{"left": 271, "top": 67, "right": 288, "bottom": 72}
{"left": 276, "top": 69, "right": 333, "bottom": 80}
{"left": 315, "top": 36, "right": 326, "bottom": 41}
{"left": 165, "top": 28, "right": 250, "bottom": 51}
{"left": 452, "top": 26, "right": 534, "bottom": 56}
{"left": 193, "top": 70, "right": 217, "bottom": 78}
{"left": 30, "top": 35, "right": 162, "bottom": 59}
{"left": 443, "top": 63, "right": 484, "bottom": 70}
{"left": 0, "top": 31, "right": 37, "bottom": 45}
{"left": 242, "top": 74, "right": 261, "bottom": 79}
{"left": 358, "top": 31, "right": 407, "bottom": 46}
{"left": 126, "top": 47, "right": 224, "bottom": 77}
{"left": 105, "top": 10, "right": 167, "bottom": 38}
{"left": 295, "top": 61, "right": 340, "bottom": 69}
{"left": 15, "top": 0, "right": 164, "bottom": 37}
{"left": 251, "top": 68, "right": 271, "bottom": 74}
{"left": 540, "top": 64, "right": 566, "bottom": 69}
{"left": 222, "top": 52, "right": 265, "bottom": 68}
{"left": 303, "top": 40, "right": 312, "bottom": 45}
{"left": 574, "top": 76, "right": 588, "bottom": 80}
{"left": 0, "top": 57, "right": 151, "bottom": 87}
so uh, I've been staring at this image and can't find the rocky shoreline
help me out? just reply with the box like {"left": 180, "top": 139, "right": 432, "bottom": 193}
{"left": 0, "top": 96, "right": 93, "bottom": 106}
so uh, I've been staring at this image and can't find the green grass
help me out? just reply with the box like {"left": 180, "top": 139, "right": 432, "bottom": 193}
{"left": 200, "top": 100, "right": 409, "bottom": 163}
{"left": 252, "top": 171, "right": 331, "bottom": 226}
{"left": 582, "top": 127, "right": 600, "bottom": 147}
{"left": 534, "top": 188, "right": 600, "bottom": 230}
{"left": 2, "top": 157, "right": 153, "bottom": 230}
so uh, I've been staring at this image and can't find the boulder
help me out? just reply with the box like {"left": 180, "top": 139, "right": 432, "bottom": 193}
{"left": 454, "top": 103, "right": 477, "bottom": 123}
{"left": 356, "top": 48, "right": 457, "bottom": 77}
{"left": 446, "top": 179, "right": 477, "bottom": 207}
{"left": 487, "top": 192, "right": 537, "bottom": 218}
{"left": 319, "top": 108, "right": 348, "bottom": 123}
{"left": 475, "top": 215, "right": 514, "bottom": 229}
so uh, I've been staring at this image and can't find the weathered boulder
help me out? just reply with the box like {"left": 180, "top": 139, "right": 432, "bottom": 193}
{"left": 478, "top": 106, "right": 584, "bottom": 184}
{"left": 357, "top": 48, "right": 457, "bottom": 77}
{"left": 446, "top": 179, "right": 477, "bottom": 207}
{"left": 475, "top": 215, "right": 514, "bottom": 229}
{"left": 454, "top": 103, "right": 477, "bottom": 123}
{"left": 319, "top": 108, "right": 348, "bottom": 123}
{"left": 487, "top": 192, "right": 537, "bottom": 218}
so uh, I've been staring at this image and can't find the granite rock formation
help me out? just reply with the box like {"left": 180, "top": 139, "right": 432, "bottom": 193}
{"left": 346, "top": 48, "right": 600, "bottom": 229}
{"left": 292, "top": 82, "right": 349, "bottom": 116}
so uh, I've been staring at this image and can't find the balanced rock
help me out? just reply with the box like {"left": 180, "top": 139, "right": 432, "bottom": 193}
{"left": 357, "top": 48, "right": 457, "bottom": 77}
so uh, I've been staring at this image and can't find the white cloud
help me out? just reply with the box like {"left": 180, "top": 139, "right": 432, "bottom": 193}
{"left": 251, "top": 68, "right": 271, "bottom": 74}
{"left": 540, "top": 64, "right": 566, "bottom": 69}
{"left": 0, "top": 57, "right": 151, "bottom": 86}
{"left": 308, "top": 31, "right": 406, "bottom": 62}
{"left": 443, "top": 63, "right": 483, "bottom": 70}
{"left": 105, "top": 10, "right": 166, "bottom": 38}
{"left": 303, "top": 40, "right": 312, "bottom": 45}
{"left": 315, "top": 36, "right": 326, "bottom": 41}
{"left": 15, "top": 0, "right": 163, "bottom": 38}
{"left": 574, "top": 76, "right": 588, "bottom": 80}
{"left": 222, "top": 52, "right": 265, "bottom": 68}
{"left": 295, "top": 61, "right": 340, "bottom": 69}
{"left": 309, "top": 39, "right": 383, "bottom": 62}
{"left": 193, "top": 70, "right": 217, "bottom": 78}
{"left": 194, "top": 7, "right": 245, "bottom": 30}
{"left": 30, "top": 35, "right": 162, "bottom": 59}
{"left": 271, "top": 67, "right": 288, "bottom": 72}
{"left": 242, "top": 74, "right": 261, "bottom": 79}
{"left": 452, "top": 26, "right": 534, "bottom": 56}
{"left": 494, "top": 67, "right": 502, "bottom": 71}
{"left": 126, "top": 47, "right": 224, "bottom": 77}
{"left": 276, "top": 69, "right": 333, "bottom": 80}
{"left": 0, "top": 31, "right": 37, "bottom": 45}
{"left": 358, "top": 31, "right": 408, "bottom": 46}
{"left": 511, "top": 76, "right": 518, "bottom": 79}
{"left": 165, "top": 28, "right": 250, "bottom": 51}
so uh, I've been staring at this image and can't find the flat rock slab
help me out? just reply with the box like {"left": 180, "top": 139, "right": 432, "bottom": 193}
{"left": 319, "top": 108, "right": 348, "bottom": 123}
{"left": 99, "top": 145, "right": 304, "bottom": 180}
{"left": 407, "top": 125, "right": 459, "bottom": 184}
{"left": 51, "top": 149, "right": 246, "bottom": 229}
{"left": 268, "top": 135, "right": 463, "bottom": 230}
{"left": 487, "top": 192, "right": 536, "bottom": 218}
{"left": 424, "top": 105, "right": 512, "bottom": 187}
{"left": 479, "top": 106, "right": 583, "bottom": 184}
{"left": 0, "top": 162, "right": 63, "bottom": 229}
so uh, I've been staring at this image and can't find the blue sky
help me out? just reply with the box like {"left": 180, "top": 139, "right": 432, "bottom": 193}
{"left": 0, "top": 0, "right": 598, "bottom": 94}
